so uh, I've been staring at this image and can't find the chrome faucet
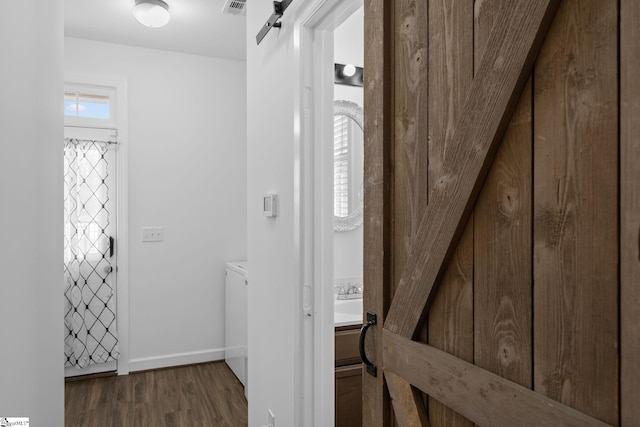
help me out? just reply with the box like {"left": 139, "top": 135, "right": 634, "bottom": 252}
{"left": 337, "top": 283, "right": 363, "bottom": 300}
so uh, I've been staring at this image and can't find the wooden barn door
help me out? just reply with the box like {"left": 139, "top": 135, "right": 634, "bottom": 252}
{"left": 362, "top": 0, "right": 640, "bottom": 426}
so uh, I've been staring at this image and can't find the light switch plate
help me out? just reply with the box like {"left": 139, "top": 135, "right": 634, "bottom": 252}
{"left": 142, "top": 227, "right": 164, "bottom": 242}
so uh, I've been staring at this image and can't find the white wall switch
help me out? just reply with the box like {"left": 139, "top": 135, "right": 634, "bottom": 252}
{"left": 142, "top": 227, "right": 164, "bottom": 242}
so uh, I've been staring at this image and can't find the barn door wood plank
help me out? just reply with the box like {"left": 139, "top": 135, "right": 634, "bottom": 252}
{"left": 621, "top": 0, "right": 640, "bottom": 424}
{"left": 426, "top": 230, "right": 473, "bottom": 427}
{"left": 389, "top": 0, "right": 430, "bottom": 423}
{"left": 473, "top": 0, "right": 533, "bottom": 389}
{"left": 426, "top": 0, "right": 474, "bottom": 425}
{"left": 382, "top": 331, "right": 612, "bottom": 427}
{"left": 385, "top": 372, "right": 430, "bottom": 427}
{"left": 392, "top": 0, "right": 429, "bottom": 286}
{"left": 384, "top": 0, "right": 560, "bottom": 339}
{"left": 532, "top": 0, "right": 618, "bottom": 424}
{"left": 363, "top": 0, "right": 392, "bottom": 425}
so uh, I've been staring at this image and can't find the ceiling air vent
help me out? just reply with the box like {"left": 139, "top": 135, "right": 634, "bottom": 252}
{"left": 222, "top": 0, "right": 246, "bottom": 16}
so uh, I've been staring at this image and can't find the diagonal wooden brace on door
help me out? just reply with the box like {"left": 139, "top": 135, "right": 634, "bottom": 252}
{"left": 384, "top": 0, "right": 560, "bottom": 340}
{"left": 385, "top": 371, "right": 431, "bottom": 427}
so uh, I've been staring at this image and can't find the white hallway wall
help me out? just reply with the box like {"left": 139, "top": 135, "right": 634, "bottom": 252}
{"left": 0, "top": 0, "right": 64, "bottom": 425}
{"left": 247, "top": 1, "right": 364, "bottom": 425}
{"left": 246, "top": 2, "right": 300, "bottom": 426}
{"left": 65, "top": 38, "right": 247, "bottom": 369}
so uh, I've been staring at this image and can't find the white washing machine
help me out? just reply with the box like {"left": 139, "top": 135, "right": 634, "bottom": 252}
{"left": 225, "top": 261, "right": 248, "bottom": 397}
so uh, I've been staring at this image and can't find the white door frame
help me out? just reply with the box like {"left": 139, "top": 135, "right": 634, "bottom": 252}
{"left": 290, "top": 1, "right": 363, "bottom": 425}
{"left": 63, "top": 73, "right": 130, "bottom": 376}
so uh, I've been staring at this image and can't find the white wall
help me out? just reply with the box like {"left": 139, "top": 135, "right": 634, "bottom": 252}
{"left": 65, "top": 38, "right": 247, "bottom": 369}
{"left": 246, "top": 3, "right": 300, "bottom": 427}
{"left": 333, "top": 8, "right": 364, "bottom": 280}
{"left": 333, "top": 8, "right": 364, "bottom": 69}
{"left": 0, "top": 1, "right": 64, "bottom": 425}
{"left": 247, "top": 2, "right": 365, "bottom": 425}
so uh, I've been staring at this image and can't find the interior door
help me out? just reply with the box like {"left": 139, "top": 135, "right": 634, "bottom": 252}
{"left": 362, "top": 0, "right": 639, "bottom": 426}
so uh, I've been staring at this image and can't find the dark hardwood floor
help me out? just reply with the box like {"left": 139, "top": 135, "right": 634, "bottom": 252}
{"left": 65, "top": 362, "right": 248, "bottom": 427}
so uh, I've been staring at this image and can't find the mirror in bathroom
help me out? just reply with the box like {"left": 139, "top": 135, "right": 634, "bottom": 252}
{"left": 333, "top": 100, "right": 364, "bottom": 232}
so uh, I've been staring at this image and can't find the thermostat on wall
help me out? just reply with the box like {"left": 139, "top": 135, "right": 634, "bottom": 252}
{"left": 263, "top": 194, "right": 278, "bottom": 217}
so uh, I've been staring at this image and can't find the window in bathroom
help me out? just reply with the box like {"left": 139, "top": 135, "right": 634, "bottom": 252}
{"left": 334, "top": 114, "right": 351, "bottom": 217}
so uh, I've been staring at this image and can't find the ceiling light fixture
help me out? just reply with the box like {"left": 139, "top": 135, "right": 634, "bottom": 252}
{"left": 342, "top": 64, "right": 357, "bottom": 77}
{"left": 334, "top": 63, "right": 364, "bottom": 87}
{"left": 132, "top": 0, "right": 171, "bottom": 29}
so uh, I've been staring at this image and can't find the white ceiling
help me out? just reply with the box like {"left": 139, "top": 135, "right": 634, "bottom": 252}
{"left": 65, "top": 0, "right": 247, "bottom": 61}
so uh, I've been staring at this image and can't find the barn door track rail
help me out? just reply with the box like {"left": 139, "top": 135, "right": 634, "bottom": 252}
{"left": 256, "top": 0, "right": 293, "bottom": 45}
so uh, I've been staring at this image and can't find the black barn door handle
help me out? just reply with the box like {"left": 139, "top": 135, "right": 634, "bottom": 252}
{"left": 359, "top": 312, "right": 377, "bottom": 377}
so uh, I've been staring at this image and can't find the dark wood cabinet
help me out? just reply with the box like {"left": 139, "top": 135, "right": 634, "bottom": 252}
{"left": 335, "top": 325, "right": 362, "bottom": 427}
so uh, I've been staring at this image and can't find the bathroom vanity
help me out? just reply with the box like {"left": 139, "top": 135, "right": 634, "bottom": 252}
{"left": 334, "top": 294, "right": 363, "bottom": 427}
{"left": 335, "top": 323, "right": 362, "bottom": 427}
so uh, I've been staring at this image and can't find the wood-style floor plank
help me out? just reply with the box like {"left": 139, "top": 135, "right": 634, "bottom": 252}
{"left": 65, "top": 362, "right": 247, "bottom": 427}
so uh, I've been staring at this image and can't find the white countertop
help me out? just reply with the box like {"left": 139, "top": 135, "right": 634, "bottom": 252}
{"left": 334, "top": 298, "right": 363, "bottom": 327}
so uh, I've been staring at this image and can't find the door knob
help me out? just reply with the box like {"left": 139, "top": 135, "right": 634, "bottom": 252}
{"left": 104, "top": 266, "right": 113, "bottom": 274}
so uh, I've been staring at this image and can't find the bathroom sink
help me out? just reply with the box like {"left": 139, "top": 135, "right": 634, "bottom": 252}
{"left": 334, "top": 298, "right": 363, "bottom": 326}
{"left": 335, "top": 298, "right": 363, "bottom": 315}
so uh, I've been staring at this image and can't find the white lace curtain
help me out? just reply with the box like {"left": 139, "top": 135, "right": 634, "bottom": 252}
{"left": 63, "top": 138, "right": 119, "bottom": 368}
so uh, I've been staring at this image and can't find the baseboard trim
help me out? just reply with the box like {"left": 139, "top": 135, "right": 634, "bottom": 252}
{"left": 128, "top": 348, "right": 226, "bottom": 373}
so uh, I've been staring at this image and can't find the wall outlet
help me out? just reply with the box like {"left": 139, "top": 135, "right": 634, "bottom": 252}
{"left": 142, "top": 226, "right": 164, "bottom": 242}
{"left": 268, "top": 409, "right": 275, "bottom": 427}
